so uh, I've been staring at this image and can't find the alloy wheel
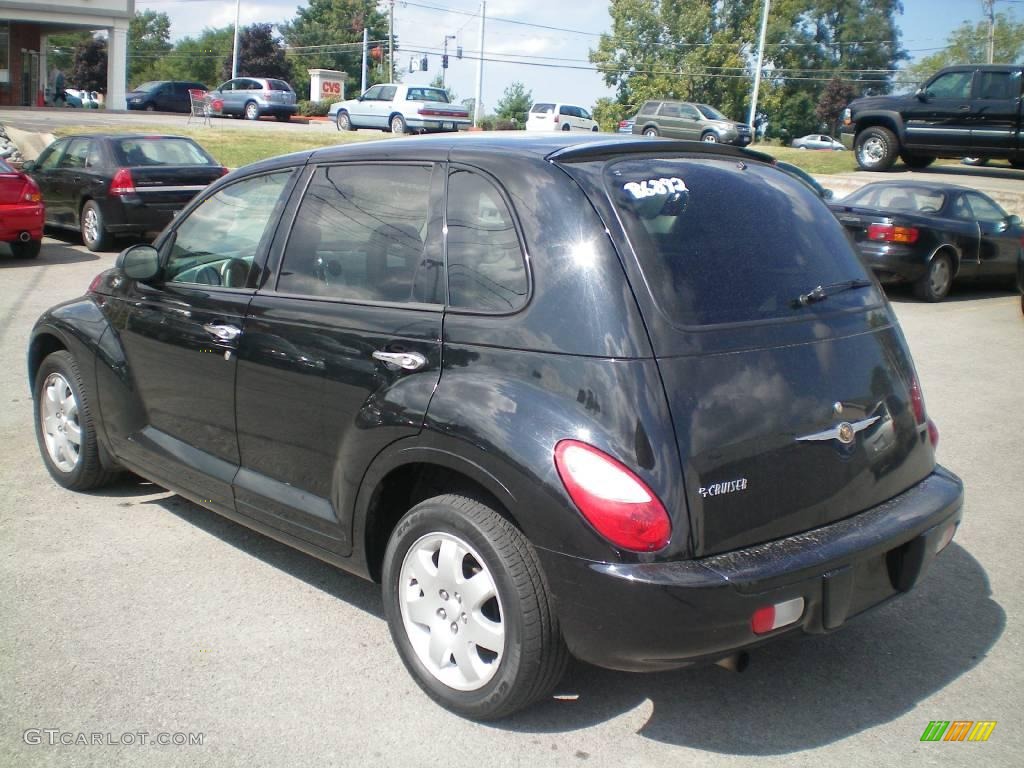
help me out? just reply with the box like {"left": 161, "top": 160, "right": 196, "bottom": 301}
{"left": 398, "top": 532, "right": 505, "bottom": 691}
{"left": 702, "top": 133, "right": 719, "bottom": 143}
{"left": 930, "top": 258, "right": 952, "bottom": 297}
{"left": 860, "top": 136, "right": 885, "bottom": 164}
{"left": 82, "top": 207, "right": 99, "bottom": 246}
{"left": 40, "top": 373, "right": 81, "bottom": 473}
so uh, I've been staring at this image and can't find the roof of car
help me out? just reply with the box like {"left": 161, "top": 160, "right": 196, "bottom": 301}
{"left": 55, "top": 134, "right": 199, "bottom": 142}
{"left": 851, "top": 180, "right": 976, "bottom": 194}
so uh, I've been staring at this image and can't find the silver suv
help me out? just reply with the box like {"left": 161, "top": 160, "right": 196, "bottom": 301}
{"left": 633, "top": 100, "right": 752, "bottom": 146}
{"left": 209, "top": 77, "right": 297, "bottom": 122}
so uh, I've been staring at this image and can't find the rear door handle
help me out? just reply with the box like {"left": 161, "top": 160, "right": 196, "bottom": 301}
{"left": 372, "top": 350, "right": 427, "bottom": 371}
{"left": 203, "top": 323, "right": 241, "bottom": 342}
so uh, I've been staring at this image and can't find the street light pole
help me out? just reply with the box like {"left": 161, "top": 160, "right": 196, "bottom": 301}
{"left": 231, "top": 0, "right": 241, "bottom": 78}
{"left": 984, "top": 0, "right": 995, "bottom": 64}
{"left": 474, "top": 1, "right": 486, "bottom": 126}
{"left": 442, "top": 34, "right": 456, "bottom": 87}
{"left": 748, "top": 0, "right": 770, "bottom": 135}
{"left": 388, "top": 0, "right": 395, "bottom": 83}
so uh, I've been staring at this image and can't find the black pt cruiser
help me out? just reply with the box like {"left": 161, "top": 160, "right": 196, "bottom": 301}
{"left": 28, "top": 134, "right": 964, "bottom": 719}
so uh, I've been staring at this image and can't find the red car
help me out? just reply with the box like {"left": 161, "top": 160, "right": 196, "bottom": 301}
{"left": 0, "top": 158, "right": 44, "bottom": 259}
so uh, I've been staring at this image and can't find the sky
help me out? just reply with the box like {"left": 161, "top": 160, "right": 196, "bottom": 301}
{"left": 135, "top": 0, "right": 1002, "bottom": 111}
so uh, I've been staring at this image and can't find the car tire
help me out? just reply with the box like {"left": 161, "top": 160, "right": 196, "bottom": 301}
{"left": 901, "top": 153, "right": 935, "bottom": 169}
{"left": 962, "top": 157, "right": 988, "bottom": 167}
{"left": 561, "top": 124, "right": 571, "bottom": 132}
{"left": 144, "top": 103, "right": 156, "bottom": 112}
{"left": 244, "top": 101, "right": 260, "bottom": 120}
{"left": 336, "top": 111, "right": 353, "bottom": 131}
{"left": 591, "top": 125, "right": 599, "bottom": 132}
{"left": 643, "top": 127, "right": 658, "bottom": 137}
{"left": 391, "top": 114, "right": 408, "bottom": 134}
{"left": 33, "top": 350, "right": 119, "bottom": 491}
{"left": 10, "top": 239, "right": 41, "bottom": 259}
{"left": 701, "top": 132, "right": 719, "bottom": 143}
{"left": 80, "top": 201, "right": 111, "bottom": 252}
{"left": 854, "top": 126, "right": 898, "bottom": 171}
{"left": 914, "top": 252, "right": 954, "bottom": 302}
{"left": 382, "top": 494, "right": 569, "bottom": 720}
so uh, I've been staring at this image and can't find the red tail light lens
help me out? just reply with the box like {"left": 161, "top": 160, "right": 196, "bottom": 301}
{"left": 22, "top": 176, "right": 41, "bottom": 202}
{"left": 109, "top": 168, "right": 135, "bottom": 196}
{"left": 867, "top": 223, "right": 919, "bottom": 244}
{"left": 927, "top": 419, "right": 939, "bottom": 448}
{"left": 554, "top": 440, "right": 671, "bottom": 552}
{"left": 909, "top": 375, "right": 926, "bottom": 424}
{"left": 88, "top": 272, "right": 104, "bottom": 293}
{"left": 553, "top": 114, "right": 560, "bottom": 124}
{"left": 219, "top": 166, "right": 230, "bottom": 177}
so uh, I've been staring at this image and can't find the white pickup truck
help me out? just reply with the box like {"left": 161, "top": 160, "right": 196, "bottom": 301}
{"left": 329, "top": 83, "right": 471, "bottom": 134}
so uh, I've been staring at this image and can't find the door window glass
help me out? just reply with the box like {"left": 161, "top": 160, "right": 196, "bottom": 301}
{"left": 659, "top": 103, "right": 681, "bottom": 117}
{"left": 926, "top": 71, "right": 972, "bottom": 99}
{"left": 950, "top": 194, "right": 973, "bottom": 221}
{"left": 278, "top": 164, "right": 437, "bottom": 303}
{"left": 164, "top": 170, "right": 295, "bottom": 287}
{"left": 445, "top": 170, "right": 528, "bottom": 312}
{"left": 36, "top": 140, "right": 66, "bottom": 170}
{"left": 378, "top": 86, "right": 397, "bottom": 101}
{"left": 362, "top": 86, "right": 382, "bottom": 100}
{"left": 59, "top": 139, "right": 90, "bottom": 169}
{"left": 679, "top": 104, "right": 701, "bottom": 120}
{"left": 965, "top": 193, "right": 1007, "bottom": 223}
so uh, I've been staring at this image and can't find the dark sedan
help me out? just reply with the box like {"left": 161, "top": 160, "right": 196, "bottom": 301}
{"left": 22, "top": 135, "right": 227, "bottom": 252}
{"left": 829, "top": 182, "right": 1023, "bottom": 301}
{"left": 126, "top": 81, "right": 208, "bottom": 113}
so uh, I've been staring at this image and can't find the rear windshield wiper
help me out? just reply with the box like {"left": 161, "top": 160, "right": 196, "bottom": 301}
{"left": 793, "top": 279, "right": 874, "bottom": 307}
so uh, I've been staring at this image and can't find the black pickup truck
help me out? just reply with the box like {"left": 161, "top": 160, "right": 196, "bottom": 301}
{"left": 840, "top": 64, "right": 1024, "bottom": 171}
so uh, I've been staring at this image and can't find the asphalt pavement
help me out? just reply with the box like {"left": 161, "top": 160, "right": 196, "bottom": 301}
{"left": 1, "top": 236, "right": 1022, "bottom": 768}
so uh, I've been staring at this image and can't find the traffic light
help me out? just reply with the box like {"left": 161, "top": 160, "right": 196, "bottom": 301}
{"left": 456, "top": 46, "right": 463, "bottom": 59}
{"left": 420, "top": 56, "right": 428, "bottom": 72}
{"left": 442, "top": 54, "right": 449, "bottom": 69}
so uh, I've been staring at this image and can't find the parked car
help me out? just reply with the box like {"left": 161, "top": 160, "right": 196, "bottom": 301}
{"left": 330, "top": 83, "right": 470, "bottom": 134}
{"left": 21, "top": 134, "right": 227, "bottom": 252}
{"left": 617, "top": 114, "right": 637, "bottom": 134}
{"left": 829, "top": 181, "right": 1023, "bottom": 300}
{"left": 28, "top": 134, "right": 962, "bottom": 720}
{"left": 633, "top": 100, "right": 752, "bottom": 146}
{"left": 791, "top": 134, "right": 845, "bottom": 151}
{"left": 0, "top": 157, "right": 44, "bottom": 259}
{"left": 840, "top": 64, "right": 1024, "bottom": 171}
{"left": 208, "top": 77, "right": 297, "bottom": 121}
{"left": 525, "top": 102, "right": 599, "bottom": 132}
{"left": 62, "top": 89, "right": 98, "bottom": 109}
{"left": 126, "top": 81, "right": 209, "bottom": 113}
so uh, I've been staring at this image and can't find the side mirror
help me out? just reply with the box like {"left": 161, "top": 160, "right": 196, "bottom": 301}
{"left": 117, "top": 244, "right": 160, "bottom": 281}
{"left": 823, "top": 188, "right": 835, "bottom": 201}
{"left": 1008, "top": 214, "right": 1021, "bottom": 227}
{"left": 21, "top": 160, "right": 37, "bottom": 172}
{"left": 915, "top": 87, "right": 928, "bottom": 102}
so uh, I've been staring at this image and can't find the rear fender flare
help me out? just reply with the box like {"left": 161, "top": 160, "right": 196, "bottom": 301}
{"left": 929, "top": 244, "right": 962, "bottom": 276}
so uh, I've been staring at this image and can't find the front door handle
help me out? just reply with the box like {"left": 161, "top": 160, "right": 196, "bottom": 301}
{"left": 202, "top": 323, "right": 241, "bottom": 342}
{"left": 372, "top": 350, "right": 427, "bottom": 371}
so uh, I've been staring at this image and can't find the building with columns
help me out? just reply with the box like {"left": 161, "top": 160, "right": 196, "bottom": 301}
{"left": 0, "top": 0, "right": 131, "bottom": 110}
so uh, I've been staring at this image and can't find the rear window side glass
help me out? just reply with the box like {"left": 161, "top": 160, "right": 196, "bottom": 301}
{"left": 268, "top": 80, "right": 292, "bottom": 91}
{"left": 638, "top": 102, "right": 659, "bottom": 116}
{"left": 606, "top": 158, "right": 876, "bottom": 326}
{"left": 445, "top": 170, "right": 528, "bottom": 313}
{"left": 278, "top": 164, "right": 438, "bottom": 304}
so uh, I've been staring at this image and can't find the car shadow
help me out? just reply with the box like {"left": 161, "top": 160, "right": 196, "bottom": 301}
{"left": 132, "top": 484, "right": 1001, "bottom": 754}
{"left": 0, "top": 239, "right": 99, "bottom": 266}
{"left": 885, "top": 284, "right": 1017, "bottom": 304}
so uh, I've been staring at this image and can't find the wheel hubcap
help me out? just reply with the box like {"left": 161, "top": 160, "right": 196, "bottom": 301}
{"left": 40, "top": 373, "right": 81, "bottom": 473}
{"left": 392, "top": 118, "right": 403, "bottom": 133}
{"left": 703, "top": 134, "right": 717, "bottom": 142}
{"left": 644, "top": 129, "right": 656, "bottom": 136}
{"left": 398, "top": 532, "right": 504, "bottom": 691}
{"left": 930, "top": 259, "right": 951, "bottom": 295}
{"left": 83, "top": 209, "right": 98, "bottom": 243}
{"left": 862, "top": 137, "right": 885, "bottom": 162}
{"left": 247, "top": 104, "right": 257, "bottom": 119}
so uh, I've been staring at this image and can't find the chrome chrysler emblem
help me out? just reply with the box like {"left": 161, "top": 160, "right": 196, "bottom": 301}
{"left": 796, "top": 416, "right": 879, "bottom": 444}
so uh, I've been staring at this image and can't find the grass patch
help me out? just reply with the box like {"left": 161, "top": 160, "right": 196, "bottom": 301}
{"left": 752, "top": 145, "right": 858, "bottom": 174}
{"left": 54, "top": 122, "right": 384, "bottom": 168}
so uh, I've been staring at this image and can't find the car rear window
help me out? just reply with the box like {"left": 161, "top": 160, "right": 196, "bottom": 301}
{"left": 112, "top": 138, "right": 215, "bottom": 167}
{"left": 605, "top": 157, "right": 877, "bottom": 326}
{"left": 844, "top": 185, "right": 945, "bottom": 213}
{"left": 531, "top": 103, "right": 554, "bottom": 113}
{"left": 407, "top": 87, "right": 450, "bottom": 103}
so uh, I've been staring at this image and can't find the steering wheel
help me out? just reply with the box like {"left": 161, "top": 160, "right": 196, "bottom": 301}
{"left": 219, "top": 258, "right": 250, "bottom": 288}
{"left": 193, "top": 265, "right": 222, "bottom": 286}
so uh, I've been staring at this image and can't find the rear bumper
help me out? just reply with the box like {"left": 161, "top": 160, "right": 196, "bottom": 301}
{"left": 0, "top": 203, "right": 45, "bottom": 240}
{"left": 96, "top": 196, "right": 184, "bottom": 237}
{"left": 406, "top": 117, "right": 470, "bottom": 132}
{"left": 262, "top": 104, "right": 297, "bottom": 117}
{"left": 538, "top": 466, "right": 963, "bottom": 672}
{"left": 855, "top": 242, "right": 928, "bottom": 283}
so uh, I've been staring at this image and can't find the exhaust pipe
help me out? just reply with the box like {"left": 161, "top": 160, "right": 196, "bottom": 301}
{"left": 714, "top": 652, "right": 749, "bottom": 673}
{"left": 18, "top": 231, "right": 31, "bottom": 242}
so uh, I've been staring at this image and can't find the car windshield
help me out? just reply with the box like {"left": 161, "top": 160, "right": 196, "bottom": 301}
{"left": 112, "top": 138, "right": 215, "bottom": 167}
{"left": 605, "top": 158, "right": 876, "bottom": 326}
{"left": 844, "top": 185, "right": 946, "bottom": 213}
{"left": 133, "top": 81, "right": 163, "bottom": 92}
{"left": 696, "top": 104, "right": 727, "bottom": 120}
{"left": 0, "top": 158, "right": 12, "bottom": 173}
{"left": 406, "top": 87, "right": 450, "bottom": 103}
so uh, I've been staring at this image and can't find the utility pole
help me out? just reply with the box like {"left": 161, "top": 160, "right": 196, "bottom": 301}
{"left": 361, "top": 27, "right": 368, "bottom": 94}
{"left": 388, "top": 0, "right": 395, "bottom": 83}
{"left": 748, "top": 0, "right": 770, "bottom": 135}
{"left": 474, "top": 1, "right": 486, "bottom": 127}
{"left": 983, "top": 0, "right": 995, "bottom": 64}
{"left": 442, "top": 34, "right": 456, "bottom": 87}
{"left": 231, "top": 0, "right": 241, "bottom": 79}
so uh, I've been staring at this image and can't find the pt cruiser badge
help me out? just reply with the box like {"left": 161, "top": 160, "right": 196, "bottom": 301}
{"left": 796, "top": 416, "right": 880, "bottom": 445}
{"left": 699, "top": 478, "right": 749, "bottom": 498}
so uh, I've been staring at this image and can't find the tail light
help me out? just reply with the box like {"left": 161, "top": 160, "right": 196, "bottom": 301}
{"left": 88, "top": 272, "right": 105, "bottom": 293}
{"left": 909, "top": 374, "right": 940, "bottom": 448}
{"left": 751, "top": 598, "right": 805, "bottom": 635}
{"left": 554, "top": 440, "right": 671, "bottom": 552}
{"left": 109, "top": 168, "right": 136, "bottom": 196}
{"left": 553, "top": 114, "right": 560, "bottom": 124}
{"left": 867, "top": 223, "right": 919, "bottom": 244}
{"left": 21, "top": 176, "right": 41, "bottom": 202}
{"left": 618, "top": 120, "right": 628, "bottom": 129}
{"left": 219, "top": 167, "right": 230, "bottom": 177}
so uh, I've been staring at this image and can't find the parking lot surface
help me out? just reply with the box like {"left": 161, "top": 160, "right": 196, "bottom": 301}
{"left": 1, "top": 236, "right": 1022, "bottom": 767}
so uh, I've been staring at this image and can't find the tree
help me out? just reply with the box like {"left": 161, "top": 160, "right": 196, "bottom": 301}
{"left": 222, "top": 23, "right": 292, "bottom": 83}
{"left": 495, "top": 81, "right": 532, "bottom": 127}
{"left": 128, "top": 10, "right": 172, "bottom": 86}
{"left": 281, "top": 0, "right": 390, "bottom": 99}
{"left": 150, "top": 27, "right": 234, "bottom": 88}
{"left": 815, "top": 76, "right": 855, "bottom": 134}
{"left": 904, "top": 12, "right": 1024, "bottom": 87}
{"left": 71, "top": 37, "right": 108, "bottom": 93}
{"left": 592, "top": 97, "right": 627, "bottom": 133}
{"left": 47, "top": 31, "right": 94, "bottom": 74}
